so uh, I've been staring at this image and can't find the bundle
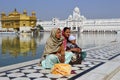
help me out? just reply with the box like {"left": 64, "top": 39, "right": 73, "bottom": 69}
{"left": 51, "top": 63, "right": 71, "bottom": 76}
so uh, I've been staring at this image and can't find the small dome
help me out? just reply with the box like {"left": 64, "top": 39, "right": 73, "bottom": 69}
{"left": 32, "top": 11, "right": 35, "bottom": 14}
{"left": 1, "top": 12, "right": 6, "bottom": 16}
{"left": 23, "top": 9, "right": 27, "bottom": 12}
{"left": 32, "top": 11, "right": 36, "bottom": 16}
{"left": 68, "top": 15, "right": 72, "bottom": 20}
{"left": 74, "top": 7, "right": 80, "bottom": 13}
{"left": 1, "top": 12, "right": 5, "bottom": 14}
{"left": 69, "top": 15, "right": 72, "bottom": 18}
{"left": 23, "top": 9, "right": 27, "bottom": 14}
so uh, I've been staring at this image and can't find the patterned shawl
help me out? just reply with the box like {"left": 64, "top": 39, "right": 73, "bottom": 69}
{"left": 43, "top": 28, "right": 64, "bottom": 55}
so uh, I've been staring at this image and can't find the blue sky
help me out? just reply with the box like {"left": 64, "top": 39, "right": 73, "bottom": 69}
{"left": 0, "top": 0, "right": 120, "bottom": 20}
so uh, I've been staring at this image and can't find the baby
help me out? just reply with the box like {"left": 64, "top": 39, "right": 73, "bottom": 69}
{"left": 66, "top": 35, "right": 81, "bottom": 53}
{"left": 66, "top": 35, "right": 82, "bottom": 64}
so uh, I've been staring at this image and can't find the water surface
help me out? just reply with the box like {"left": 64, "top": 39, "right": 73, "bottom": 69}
{"left": 0, "top": 32, "right": 120, "bottom": 67}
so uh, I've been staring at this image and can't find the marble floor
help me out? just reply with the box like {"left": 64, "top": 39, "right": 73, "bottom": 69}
{"left": 0, "top": 42, "right": 120, "bottom": 80}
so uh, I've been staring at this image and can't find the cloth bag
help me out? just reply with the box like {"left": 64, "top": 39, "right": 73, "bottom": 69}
{"left": 51, "top": 63, "right": 71, "bottom": 76}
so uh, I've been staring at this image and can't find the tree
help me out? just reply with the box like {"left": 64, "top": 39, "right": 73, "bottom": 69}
{"left": 36, "top": 25, "right": 44, "bottom": 30}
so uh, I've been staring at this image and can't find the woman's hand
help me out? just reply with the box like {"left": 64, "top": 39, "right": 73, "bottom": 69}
{"left": 55, "top": 43, "right": 65, "bottom": 63}
{"left": 56, "top": 53, "right": 65, "bottom": 63}
{"left": 60, "top": 44, "right": 65, "bottom": 63}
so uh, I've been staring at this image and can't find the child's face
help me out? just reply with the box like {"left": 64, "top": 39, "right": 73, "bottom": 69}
{"left": 70, "top": 40, "right": 76, "bottom": 44}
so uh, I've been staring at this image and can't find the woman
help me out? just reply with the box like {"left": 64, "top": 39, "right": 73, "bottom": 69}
{"left": 62, "top": 27, "right": 82, "bottom": 64}
{"left": 41, "top": 28, "right": 73, "bottom": 69}
{"left": 62, "top": 27, "right": 71, "bottom": 50}
{"left": 62, "top": 27, "right": 81, "bottom": 52}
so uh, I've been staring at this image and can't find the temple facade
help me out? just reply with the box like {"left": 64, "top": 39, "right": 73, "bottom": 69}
{"left": 1, "top": 9, "right": 36, "bottom": 32}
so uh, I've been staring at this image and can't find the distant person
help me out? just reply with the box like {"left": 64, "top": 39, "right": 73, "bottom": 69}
{"left": 40, "top": 28, "right": 74, "bottom": 69}
{"left": 66, "top": 35, "right": 82, "bottom": 64}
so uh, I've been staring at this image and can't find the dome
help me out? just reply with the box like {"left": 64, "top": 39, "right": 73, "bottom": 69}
{"left": 32, "top": 11, "right": 35, "bottom": 14}
{"left": 69, "top": 15, "right": 72, "bottom": 18}
{"left": 32, "top": 11, "right": 36, "bottom": 16}
{"left": 23, "top": 9, "right": 27, "bottom": 14}
{"left": 1, "top": 12, "right": 6, "bottom": 16}
{"left": 74, "top": 7, "right": 80, "bottom": 13}
{"left": 23, "top": 9, "right": 27, "bottom": 13}
{"left": 1, "top": 12, "right": 5, "bottom": 14}
{"left": 68, "top": 15, "right": 72, "bottom": 20}
{"left": 9, "top": 9, "right": 20, "bottom": 16}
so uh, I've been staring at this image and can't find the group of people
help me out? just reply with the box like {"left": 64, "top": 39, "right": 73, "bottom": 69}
{"left": 40, "top": 27, "right": 83, "bottom": 69}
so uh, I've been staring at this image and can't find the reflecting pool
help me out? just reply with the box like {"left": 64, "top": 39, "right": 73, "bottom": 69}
{"left": 0, "top": 32, "right": 120, "bottom": 67}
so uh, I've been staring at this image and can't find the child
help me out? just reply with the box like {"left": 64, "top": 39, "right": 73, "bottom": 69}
{"left": 66, "top": 35, "right": 82, "bottom": 64}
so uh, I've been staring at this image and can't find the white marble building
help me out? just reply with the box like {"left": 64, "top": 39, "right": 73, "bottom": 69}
{"left": 83, "top": 19, "right": 120, "bottom": 32}
{"left": 37, "top": 7, "right": 120, "bottom": 32}
{"left": 37, "top": 18, "right": 66, "bottom": 31}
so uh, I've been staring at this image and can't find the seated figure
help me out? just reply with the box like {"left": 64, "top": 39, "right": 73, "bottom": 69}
{"left": 40, "top": 28, "right": 74, "bottom": 69}
{"left": 66, "top": 35, "right": 82, "bottom": 64}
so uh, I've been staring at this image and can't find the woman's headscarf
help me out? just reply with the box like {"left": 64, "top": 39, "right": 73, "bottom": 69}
{"left": 43, "top": 28, "right": 64, "bottom": 55}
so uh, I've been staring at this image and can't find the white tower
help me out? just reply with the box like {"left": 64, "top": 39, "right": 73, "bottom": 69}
{"left": 73, "top": 7, "right": 80, "bottom": 20}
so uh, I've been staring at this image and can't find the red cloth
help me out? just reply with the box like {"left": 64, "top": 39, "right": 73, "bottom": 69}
{"left": 62, "top": 30, "right": 67, "bottom": 50}
{"left": 63, "top": 38, "right": 67, "bottom": 50}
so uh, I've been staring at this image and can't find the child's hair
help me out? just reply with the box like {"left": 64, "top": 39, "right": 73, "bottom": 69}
{"left": 68, "top": 35, "right": 76, "bottom": 41}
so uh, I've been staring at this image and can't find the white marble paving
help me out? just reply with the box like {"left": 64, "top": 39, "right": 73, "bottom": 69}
{"left": 7, "top": 73, "right": 25, "bottom": 77}
{"left": 73, "top": 64, "right": 86, "bottom": 67}
{"left": 40, "top": 69, "right": 51, "bottom": 73}
{"left": 76, "top": 55, "right": 120, "bottom": 80}
{"left": 33, "top": 66, "right": 44, "bottom": 70}
{"left": 0, "top": 59, "right": 40, "bottom": 72}
{"left": 7, "top": 69, "right": 20, "bottom": 73}
{"left": 91, "top": 62, "right": 120, "bottom": 75}
{"left": 20, "top": 66, "right": 32, "bottom": 69}
{"left": 0, "top": 73, "right": 6, "bottom": 76}
{"left": 56, "top": 78, "right": 69, "bottom": 80}
{"left": 21, "top": 69, "right": 37, "bottom": 73}
{"left": 0, "top": 60, "right": 101, "bottom": 80}
{"left": 12, "top": 77, "right": 30, "bottom": 80}
{"left": 110, "top": 70, "right": 120, "bottom": 80}
{"left": 0, "top": 77, "right": 10, "bottom": 80}
{"left": 26, "top": 73, "right": 44, "bottom": 78}
{"left": 46, "top": 74, "right": 63, "bottom": 78}
{"left": 71, "top": 67, "right": 80, "bottom": 70}
{"left": 75, "top": 70, "right": 84, "bottom": 73}
{"left": 34, "top": 78, "right": 51, "bottom": 80}
{"left": 75, "top": 72, "right": 106, "bottom": 80}
{"left": 0, "top": 42, "right": 120, "bottom": 80}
